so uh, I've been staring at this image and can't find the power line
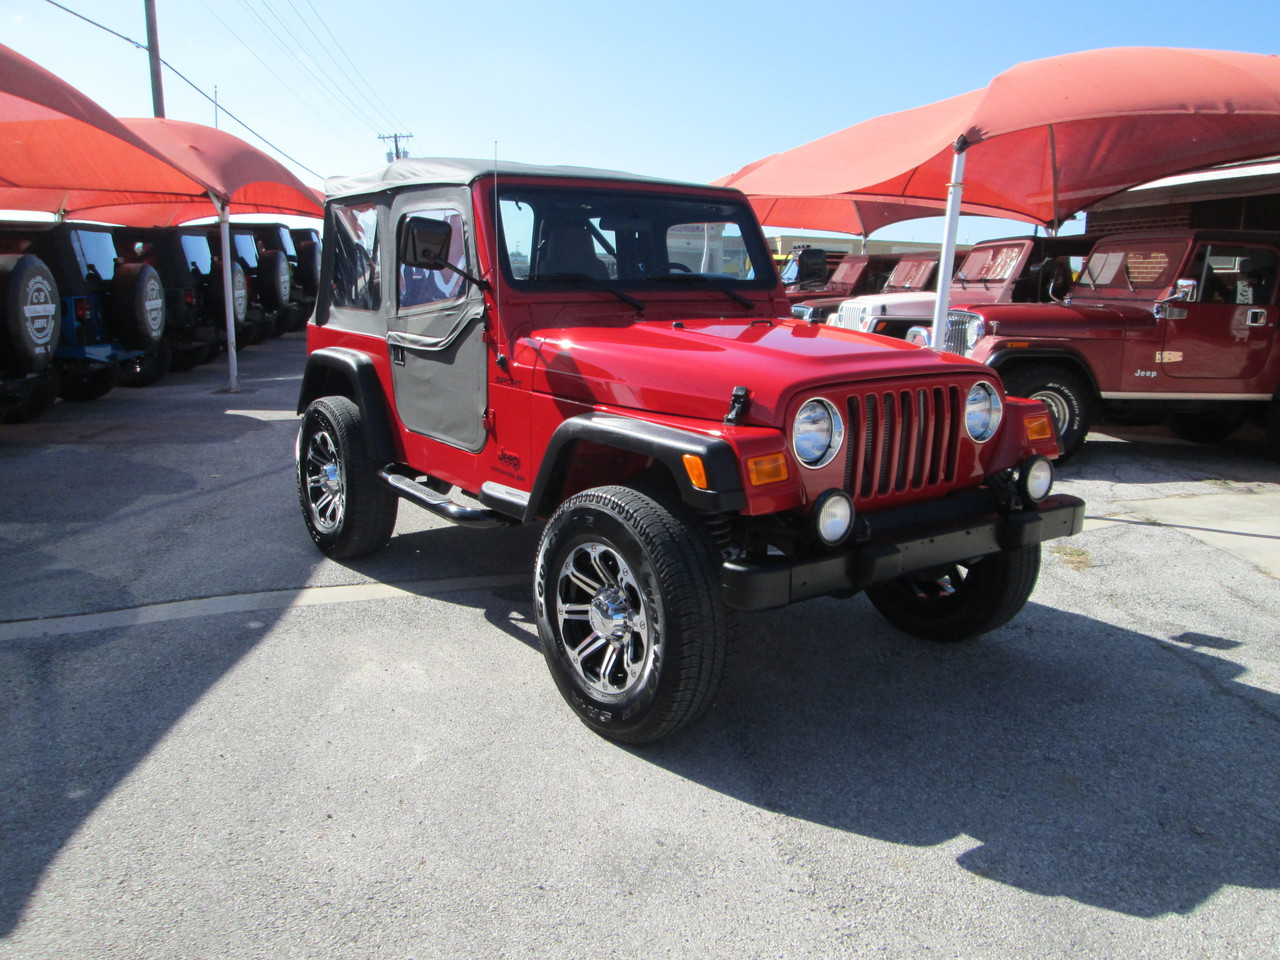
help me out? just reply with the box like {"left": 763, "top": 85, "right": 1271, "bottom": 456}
{"left": 40, "top": 0, "right": 326, "bottom": 178}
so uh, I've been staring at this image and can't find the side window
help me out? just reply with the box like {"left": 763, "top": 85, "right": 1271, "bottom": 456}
{"left": 330, "top": 202, "right": 381, "bottom": 311}
{"left": 398, "top": 209, "right": 469, "bottom": 309}
{"left": 1199, "top": 244, "right": 1278, "bottom": 306}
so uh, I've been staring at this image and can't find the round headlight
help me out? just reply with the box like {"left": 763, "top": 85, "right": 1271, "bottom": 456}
{"left": 963, "top": 315, "right": 986, "bottom": 353}
{"left": 964, "top": 381, "right": 1003, "bottom": 442}
{"left": 813, "top": 489, "right": 854, "bottom": 546}
{"left": 792, "top": 398, "right": 845, "bottom": 468}
{"left": 1018, "top": 456, "right": 1054, "bottom": 502}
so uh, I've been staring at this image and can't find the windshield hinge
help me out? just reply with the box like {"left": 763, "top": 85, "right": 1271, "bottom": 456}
{"left": 724, "top": 386, "right": 751, "bottom": 425}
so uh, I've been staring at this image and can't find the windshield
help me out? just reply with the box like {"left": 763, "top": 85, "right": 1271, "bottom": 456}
{"left": 954, "top": 242, "right": 1024, "bottom": 286}
{"left": 1076, "top": 240, "right": 1188, "bottom": 295}
{"left": 70, "top": 229, "right": 117, "bottom": 282}
{"left": 884, "top": 258, "right": 934, "bottom": 291}
{"left": 497, "top": 185, "right": 774, "bottom": 289}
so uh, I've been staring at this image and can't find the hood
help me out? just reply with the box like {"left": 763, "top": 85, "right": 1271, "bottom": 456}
{"left": 842, "top": 290, "right": 938, "bottom": 319}
{"left": 528, "top": 317, "right": 984, "bottom": 425}
{"left": 967, "top": 300, "right": 1156, "bottom": 340}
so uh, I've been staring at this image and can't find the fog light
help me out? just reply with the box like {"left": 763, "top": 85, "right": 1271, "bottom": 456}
{"left": 813, "top": 489, "right": 854, "bottom": 546}
{"left": 1018, "top": 456, "right": 1054, "bottom": 503}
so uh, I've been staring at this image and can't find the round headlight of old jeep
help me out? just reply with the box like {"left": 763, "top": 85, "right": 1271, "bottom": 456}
{"left": 813, "top": 489, "right": 854, "bottom": 546}
{"left": 964, "top": 381, "right": 1003, "bottom": 442}
{"left": 963, "top": 315, "right": 986, "bottom": 353}
{"left": 792, "top": 398, "right": 844, "bottom": 468}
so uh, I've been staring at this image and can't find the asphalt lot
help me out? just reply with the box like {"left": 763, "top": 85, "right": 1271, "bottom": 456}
{"left": 2, "top": 334, "right": 1278, "bottom": 959}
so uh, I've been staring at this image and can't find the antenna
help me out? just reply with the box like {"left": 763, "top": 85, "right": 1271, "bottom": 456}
{"left": 493, "top": 141, "right": 500, "bottom": 315}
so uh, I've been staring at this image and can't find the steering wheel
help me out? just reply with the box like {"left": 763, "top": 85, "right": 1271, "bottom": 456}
{"left": 1047, "top": 261, "right": 1072, "bottom": 302}
{"left": 657, "top": 262, "right": 692, "bottom": 274}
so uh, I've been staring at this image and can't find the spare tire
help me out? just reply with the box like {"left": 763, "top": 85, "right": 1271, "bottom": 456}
{"left": 0, "top": 254, "right": 62, "bottom": 373}
{"left": 296, "top": 240, "right": 321, "bottom": 298}
{"left": 110, "top": 262, "right": 166, "bottom": 349}
{"left": 258, "top": 249, "right": 292, "bottom": 311}
{"left": 210, "top": 259, "right": 249, "bottom": 325}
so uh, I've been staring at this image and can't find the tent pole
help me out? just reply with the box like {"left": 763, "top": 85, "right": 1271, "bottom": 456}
{"left": 214, "top": 194, "right": 240, "bottom": 393}
{"left": 930, "top": 136, "right": 968, "bottom": 347}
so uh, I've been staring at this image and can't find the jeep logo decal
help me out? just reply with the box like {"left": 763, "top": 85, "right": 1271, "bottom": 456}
{"left": 22, "top": 275, "right": 57, "bottom": 346}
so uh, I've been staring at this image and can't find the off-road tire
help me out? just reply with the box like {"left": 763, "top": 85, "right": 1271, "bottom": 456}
{"left": 0, "top": 369, "right": 59, "bottom": 423}
{"left": 296, "top": 240, "right": 321, "bottom": 298}
{"left": 866, "top": 545, "right": 1041, "bottom": 642}
{"left": 296, "top": 396, "right": 397, "bottom": 559}
{"left": 119, "top": 338, "right": 173, "bottom": 387}
{"left": 535, "top": 485, "right": 732, "bottom": 743}
{"left": 258, "top": 249, "right": 292, "bottom": 312}
{"left": 169, "top": 341, "right": 212, "bottom": 372}
{"left": 1002, "top": 364, "right": 1092, "bottom": 459}
{"left": 1167, "top": 410, "right": 1243, "bottom": 444}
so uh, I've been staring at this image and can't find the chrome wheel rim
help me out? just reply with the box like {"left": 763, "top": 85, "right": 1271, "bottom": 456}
{"left": 555, "top": 542, "right": 655, "bottom": 701}
{"left": 303, "top": 427, "right": 344, "bottom": 533}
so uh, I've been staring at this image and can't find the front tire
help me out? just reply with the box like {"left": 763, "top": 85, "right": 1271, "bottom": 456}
{"left": 866, "top": 545, "right": 1041, "bottom": 642}
{"left": 296, "top": 396, "right": 397, "bottom": 559}
{"left": 535, "top": 485, "right": 731, "bottom": 743}
{"left": 1002, "top": 364, "right": 1092, "bottom": 459}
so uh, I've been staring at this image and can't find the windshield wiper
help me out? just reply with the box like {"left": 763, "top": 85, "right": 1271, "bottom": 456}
{"left": 526, "top": 273, "right": 644, "bottom": 312}
{"left": 1080, "top": 262, "right": 1099, "bottom": 288}
{"left": 644, "top": 271, "right": 753, "bottom": 309}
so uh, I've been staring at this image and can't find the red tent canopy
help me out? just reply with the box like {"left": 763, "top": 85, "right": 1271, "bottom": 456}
{"left": 719, "top": 48, "right": 1280, "bottom": 231}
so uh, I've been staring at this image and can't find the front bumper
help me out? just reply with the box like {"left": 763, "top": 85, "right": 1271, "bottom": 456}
{"left": 720, "top": 492, "right": 1085, "bottom": 611}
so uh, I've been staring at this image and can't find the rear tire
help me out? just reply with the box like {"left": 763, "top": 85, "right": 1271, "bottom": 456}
{"left": 119, "top": 338, "right": 173, "bottom": 387}
{"left": 296, "top": 396, "right": 398, "bottom": 559}
{"left": 0, "top": 369, "right": 59, "bottom": 423}
{"left": 866, "top": 545, "right": 1041, "bottom": 642}
{"left": 535, "top": 485, "right": 731, "bottom": 743}
{"left": 57, "top": 364, "right": 118, "bottom": 402}
{"left": 1167, "top": 410, "right": 1243, "bottom": 444}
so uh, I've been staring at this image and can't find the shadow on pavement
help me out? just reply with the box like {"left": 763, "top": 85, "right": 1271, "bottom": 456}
{"left": 636, "top": 597, "right": 1280, "bottom": 918}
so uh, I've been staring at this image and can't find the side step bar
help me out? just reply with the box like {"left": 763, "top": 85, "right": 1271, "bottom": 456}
{"left": 378, "top": 469, "right": 516, "bottom": 529}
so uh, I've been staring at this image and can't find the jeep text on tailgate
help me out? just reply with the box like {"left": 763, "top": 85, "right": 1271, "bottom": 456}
{"left": 295, "top": 159, "right": 1085, "bottom": 743}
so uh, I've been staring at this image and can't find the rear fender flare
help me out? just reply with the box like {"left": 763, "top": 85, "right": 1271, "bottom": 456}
{"left": 296, "top": 347, "right": 397, "bottom": 463}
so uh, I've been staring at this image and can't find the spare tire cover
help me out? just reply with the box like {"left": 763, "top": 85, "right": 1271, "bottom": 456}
{"left": 1, "top": 253, "right": 62, "bottom": 373}
{"left": 211, "top": 260, "right": 249, "bottom": 323}
{"left": 258, "top": 249, "right": 292, "bottom": 311}
{"left": 110, "top": 262, "right": 166, "bottom": 348}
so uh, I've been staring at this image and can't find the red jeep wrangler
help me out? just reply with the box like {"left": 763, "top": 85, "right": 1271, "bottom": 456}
{"left": 295, "top": 159, "right": 1083, "bottom": 743}
{"left": 939, "top": 230, "right": 1280, "bottom": 458}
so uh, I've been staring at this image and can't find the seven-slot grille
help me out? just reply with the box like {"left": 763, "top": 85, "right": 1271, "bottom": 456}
{"left": 941, "top": 311, "right": 978, "bottom": 356}
{"left": 842, "top": 383, "right": 963, "bottom": 502}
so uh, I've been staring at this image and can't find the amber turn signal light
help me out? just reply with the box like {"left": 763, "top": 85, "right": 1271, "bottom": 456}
{"left": 747, "top": 453, "right": 789, "bottom": 486}
{"left": 682, "top": 454, "right": 708, "bottom": 490}
{"left": 1024, "top": 415, "right": 1055, "bottom": 442}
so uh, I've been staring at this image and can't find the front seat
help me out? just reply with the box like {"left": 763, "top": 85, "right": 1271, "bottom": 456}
{"left": 539, "top": 222, "right": 608, "bottom": 279}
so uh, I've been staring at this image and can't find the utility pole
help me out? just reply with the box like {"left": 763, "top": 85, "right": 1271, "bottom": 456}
{"left": 144, "top": 0, "right": 165, "bottom": 117}
{"left": 378, "top": 133, "right": 413, "bottom": 161}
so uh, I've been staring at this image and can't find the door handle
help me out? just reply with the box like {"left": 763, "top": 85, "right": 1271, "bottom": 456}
{"left": 1247, "top": 309, "right": 1267, "bottom": 327}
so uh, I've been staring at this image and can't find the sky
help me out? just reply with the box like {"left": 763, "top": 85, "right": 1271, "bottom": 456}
{"left": 7, "top": 0, "right": 1280, "bottom": 243}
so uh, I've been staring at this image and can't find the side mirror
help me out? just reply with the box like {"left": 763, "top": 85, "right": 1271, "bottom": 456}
{"left": 1171, "top": 278, "right": 1197, "bottom": 302}
{"left": 400, "top": 216, "right": 452, "bottom": 270}
{"left": 1153, "top": 278, "right": 1196, "bottom": 318}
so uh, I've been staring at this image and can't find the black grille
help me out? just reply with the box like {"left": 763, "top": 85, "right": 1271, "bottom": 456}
{"left": 845, "top": 385, "right": 961, "bottom": 501}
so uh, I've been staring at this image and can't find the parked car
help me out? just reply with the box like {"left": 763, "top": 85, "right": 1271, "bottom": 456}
{"left": 937, "top": 229, "right": 1280, "bottom": 457}
{"left": 295, "top": 158, "right": 1083, "bottom": 744}
{"left": 205, "top": 226, "right": 292, "bottom": 341}
{"left": 112, "top": 226, "right": 223, "bottom": 382}
{"left": 0, "top": 221, "right": 164, "bottom": 405}
{"left": 879, "top": 235, "right": 1095, "bottom": 344}
{"left": 0, "top": 250, "right": 61, "bottom": 422}
{"left": 242, "top": 222, "right": 321, "bottom": 331}
{"left": 788, "top": 253, "right": 902, "bottom": 320}
{"left": 823, "top": 253, "right": 950, "bottom": 332}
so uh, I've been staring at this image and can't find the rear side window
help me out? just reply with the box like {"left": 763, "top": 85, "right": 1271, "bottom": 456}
{"left": 70, "top": 229, "right": 117, "bottom": 282}
{"left": 398, "top": 208, "right": 469, "bottom": 308}
{"left": 329, "top": 202, "right": 381, "bottom": 311}
{"left": 181, "top": 235, "right": 212, "bottom": 275}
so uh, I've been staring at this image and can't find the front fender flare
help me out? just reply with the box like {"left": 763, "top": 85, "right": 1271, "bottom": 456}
{"left": 296, "top": 347, "right": 397, "bottom": 463}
